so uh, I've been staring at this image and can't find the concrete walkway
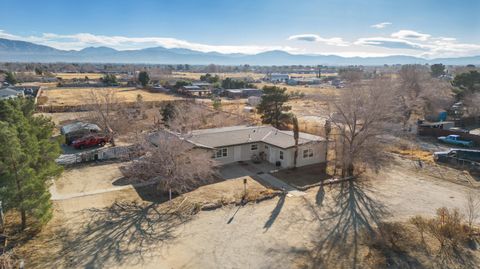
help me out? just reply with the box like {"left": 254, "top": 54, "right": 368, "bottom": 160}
{"left": 220, "top": 161, "right": 305, "bottom": 196}
{"left": 254, "top": 173, "right": 305, "bottom": 196}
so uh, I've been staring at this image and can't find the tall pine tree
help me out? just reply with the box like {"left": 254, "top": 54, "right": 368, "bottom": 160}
{"left": 0, "top": 98, "right": 62, "bottom": 230}
{"left": 256, "top": 86, "right": 291, "bottom": 129}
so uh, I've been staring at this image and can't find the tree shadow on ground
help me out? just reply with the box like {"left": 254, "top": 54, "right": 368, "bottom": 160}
{"left": 315, "top": 183, "right": 325, "bottom": 206}
{"left": 263, "top": 194, "right": 286, "bottom": 231}
{"left": 55, "top": 200, "right": 194, "bottom": 268}
{"left": 298, "top": 178, "right": 390, "bottom": 268}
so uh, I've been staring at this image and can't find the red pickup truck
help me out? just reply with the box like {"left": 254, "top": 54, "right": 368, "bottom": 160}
{"left": 72, "top": 135, "right": 110, "bottom": 149}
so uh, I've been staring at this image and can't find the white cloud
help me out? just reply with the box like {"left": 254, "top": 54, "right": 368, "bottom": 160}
{"left": 0, "top": 31, "right": 297, "bottom": 54}
{"left": 391, "top": 30, "right": 431, "bottom": 41}
{"left": 355, "top": 37, "right": 427, "bottom": 50}
{"left": 371, "top": 22, "right": 392, "bottom": 29}
{"left": 287, "top": 34, "right": 349, "bottom": 46}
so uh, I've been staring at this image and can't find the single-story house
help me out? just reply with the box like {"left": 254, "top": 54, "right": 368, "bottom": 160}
{"left": 0, "top": 87, "right": 24, "bottom": 100}
{"left": 192, "top": 82, "right": 212, "bottom": 89}
{"left": 179, "top": 85, "right": 212, "bottom": 97}
{"left": 152, "top": 125, "right": 327, "bottom": 169}
{"left": 225, "top": 88, "right": 263, "bottom": 99}
{"left": 61, "top": 121, "right": 102, "bottom": 145}
{"left": 266, "top": 73, "right": 290, "bottom": 83}
{"left": 150, "top": 85, "right": 169, "bottom": 93}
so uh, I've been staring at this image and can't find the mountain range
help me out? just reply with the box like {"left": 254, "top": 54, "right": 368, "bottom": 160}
{"left": 0, "top": 38, "right": 479, "bottom": 66}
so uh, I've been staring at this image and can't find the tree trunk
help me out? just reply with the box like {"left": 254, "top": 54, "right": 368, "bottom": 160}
{"left": 20, "top": 209, "right": 26, "bottom": 230}
{"left": 12, "top": 160, "right": 26, "bottom": 230}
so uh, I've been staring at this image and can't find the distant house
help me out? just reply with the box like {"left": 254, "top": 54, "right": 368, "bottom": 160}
{"left": 266, "top": 73, "right": 290, "bottom": 83}
{"left": 192, "top": 82, "right": 212, "bottom": 89}
{"left": 61, "top": 121, "right": 101, "bottom": 145}
{"left": 225, "top": 88, "right": 263, "bottom": 99}
{"left": 0, "top": 87, "right": 24, "bottom": 100}
{"left": 179, "top": 85, "right": 211, "bottom": 97}
{"left": 149, "top": 85, "right": 169, "bottom": 93}
{"left": 151, "top": 125, "right": 327, "bottom": 169}
{"left": 287, "top": 78, "right": 321, "bottom": 86}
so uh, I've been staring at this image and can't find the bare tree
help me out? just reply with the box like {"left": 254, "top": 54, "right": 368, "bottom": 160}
{"left": 86, "top": 89, "right": 120, "bottom": 145}
{"left": 397, "top": 65, "right": 453, "bottom": 127}
{"left": 328, "top": 77, "right": 396, "bottom": 177}
{"left": 339, "top": 68, "right": 364, "bottom": 84}
{"left": 465, "top": 190, "right": 480, "bottom": 231}
{"left": 121, "top": 132, "right": 218, "bottom": 200}
{"left": 463, "top": 92, "right": 480, "bottom": 117}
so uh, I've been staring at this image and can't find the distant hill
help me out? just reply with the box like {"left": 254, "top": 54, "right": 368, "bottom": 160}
{"left": 0, "top": 38, "right": 479, "bottom": 66}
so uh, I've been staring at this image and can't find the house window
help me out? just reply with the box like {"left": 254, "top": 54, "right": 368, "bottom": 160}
{"left": 279, "top": 151, "right": 284, "bottom": 160}
{"left": 215, "top": 148, "right": 228, "bottom": 158}
{"left": 303, "top": 149, "right": 314, "bottom": 158}
{"left": 251, "top": 144, "right": 258, "bottom": 151}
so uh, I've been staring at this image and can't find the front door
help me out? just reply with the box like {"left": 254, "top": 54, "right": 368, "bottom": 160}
{"left": 234, "top": 145, "right": 242, "bottom": 161}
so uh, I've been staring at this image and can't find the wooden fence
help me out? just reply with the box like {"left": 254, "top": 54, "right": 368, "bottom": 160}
{"left": 56, "top": 145, "right": 136, "bottom": 165}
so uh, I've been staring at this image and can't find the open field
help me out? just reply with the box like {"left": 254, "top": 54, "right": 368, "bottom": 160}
{"left": 171, "top": 72, "right": 338, "bottom": 81}
{"left": 172, "top": 71, "right": 266, "bottom": 80}
{"left": 38, "top": 87, "right": 183, "bottom": 107}
{"left": 54, "top": 72, "right": 106, "bottom": 80}
{"left": 256, "top": 81, "right": 338, "bottom": 96}
{"left": 16, "top": 155, "right": 480, "bottom": 268}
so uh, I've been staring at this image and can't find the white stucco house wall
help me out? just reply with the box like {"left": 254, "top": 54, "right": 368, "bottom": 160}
{"left": 151, "top": 125, "right": 327, "bottom": 169}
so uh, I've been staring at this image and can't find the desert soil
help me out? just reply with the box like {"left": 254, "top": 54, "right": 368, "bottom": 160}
{"left": 21, "top": 156, "right": 480, "bottom": 268}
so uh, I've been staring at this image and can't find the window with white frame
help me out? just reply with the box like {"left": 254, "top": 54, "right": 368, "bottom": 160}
{"left": 251, "top": 144, "right": 258, "bottom": 151}
{"left": 279, "top": 150, "right": 284, "bottom": 160}
{"left": 303, "top": 148, "right": 314, "bottom": 158}
{"left": 214, "top": 148, "right": 228, "bottom": 158}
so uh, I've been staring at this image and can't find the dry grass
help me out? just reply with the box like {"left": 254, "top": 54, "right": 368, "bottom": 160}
{"left": 54, "top": 73, "right": 105, "bottom": 80}
{"left": 38, "top": 87, "right": 182, "bottom": 107}
{"left": 389, "top": 147, "right": 434, "bottom": 163}
{"left": 171, "top": 71, "right": 265, "bottom": 80}
{"left": 256, "top": 82, "right": 338, "bottom": 96}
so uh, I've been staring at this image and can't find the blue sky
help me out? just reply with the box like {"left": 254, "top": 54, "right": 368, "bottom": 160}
{"left": 1, "top": 0, "right": 479, "bottom": 58}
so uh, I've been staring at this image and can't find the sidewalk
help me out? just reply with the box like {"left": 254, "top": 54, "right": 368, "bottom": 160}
{"left": 253, "top": 173, "right": 305, "bottom": 196}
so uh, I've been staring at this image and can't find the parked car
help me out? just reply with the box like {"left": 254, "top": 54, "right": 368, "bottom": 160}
{"left": 72, "top": 135, "right": 110, "bottom": 149}
{"left": 434, "top": 149, "right": 480, "bottom": 163}
{"left": 437, "top": 135, "right": 474, "bottom": 147}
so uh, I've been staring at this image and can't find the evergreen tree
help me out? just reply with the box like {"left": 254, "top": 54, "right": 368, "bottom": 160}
{"left": 257, "top": 86, "right": 291, "bottom": 128}
{"left": 4, "top": 72, "right": 17, "bottom": 85}
{"left": 101, "top": 74, "right": 118, "bottom": 86}
{"left": 138, "top": 71, "right": 150, "bottom": 87}
{"left": 0, "top": 98, "right": 62, "bottom": 230}
{"left": 430, "top": 63, "right": 446, "bottom": 78}
{"left": 161, "top": 103, "right": 176, "bottom": 126}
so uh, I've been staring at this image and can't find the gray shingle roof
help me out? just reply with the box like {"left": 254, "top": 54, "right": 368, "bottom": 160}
{"left": 182, "top": 125, "right": 325, "bottom": 149}
{"left": 0, "top": 87, "right": 22, "bottom": 99}
{"left": 61, "top": 121, "right": 101, "bottom": 135}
